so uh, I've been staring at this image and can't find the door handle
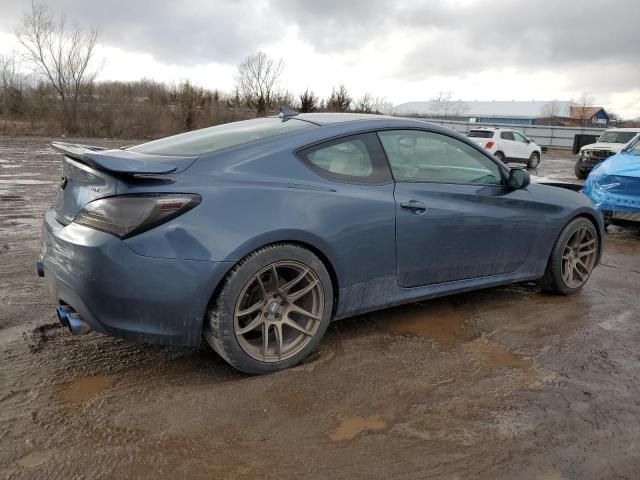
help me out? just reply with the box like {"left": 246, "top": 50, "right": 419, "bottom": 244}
{"left": 400, "top": 200, "right": 428, "bottom": 214}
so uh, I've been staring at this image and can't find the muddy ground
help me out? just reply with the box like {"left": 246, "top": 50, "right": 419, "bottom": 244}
{"left": 1, "top": 137, "right": 640, "bottom": 480}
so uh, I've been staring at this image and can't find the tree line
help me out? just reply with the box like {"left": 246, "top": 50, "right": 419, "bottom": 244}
{"left": 0, "top": 3, "right": 392, "bottom": 139}
{"left": 1, "top": 3, "right": 637, "bottom": 139}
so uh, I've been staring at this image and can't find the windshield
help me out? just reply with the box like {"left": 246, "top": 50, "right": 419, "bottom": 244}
{"left": 597, "top": 131, "right": 638, "bottom": 144}
{"left": 467, "top": 130, "right": 494, "bottom": 139}
{"left": 129, "top": 117, "right": 315, "bottom": 156}
{"left": 628, "top": 139, "right": 640, "bottom": 156}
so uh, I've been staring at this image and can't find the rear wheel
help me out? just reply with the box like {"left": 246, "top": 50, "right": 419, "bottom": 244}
{"left": 527, "top": 152, "right": 540, "bottom": 169}
{"left": 539, "top": 217, "right": 599, "bottom": 294}
{"left": 204, "top": 244, "right": 333, "bottom": 374}
{"left": 574, "top": 160, "right": 587, "bottom": 179}
{"left": 494, "top": 151, "right": 506, "bottom": 163}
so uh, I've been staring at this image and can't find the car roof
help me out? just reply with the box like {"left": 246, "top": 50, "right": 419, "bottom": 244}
{"left": 293, "top": 112, "right": 396, "bottom": 125}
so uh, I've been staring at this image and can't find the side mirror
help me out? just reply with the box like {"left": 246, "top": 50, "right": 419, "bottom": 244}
{"left": 525, "top": 139, "right": 531, "bottom": 144}
{"left": 508, "top": 168, "right": 530, "bottom": 189}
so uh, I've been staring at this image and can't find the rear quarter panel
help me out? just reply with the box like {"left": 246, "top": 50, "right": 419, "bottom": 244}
{"left": 121, "top": 145, "right": 397, "bottom": 290}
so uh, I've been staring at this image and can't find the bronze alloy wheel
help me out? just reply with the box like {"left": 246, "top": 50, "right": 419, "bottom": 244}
{"left": 561, "top": 225, "right": 598, "bottom": 288}
{"left": 233, "top": 260, "right": 325, "bottom": 362}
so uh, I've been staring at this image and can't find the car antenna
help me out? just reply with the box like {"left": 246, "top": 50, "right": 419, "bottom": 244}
{"left": 279, "top": 106, "right": 299, "bottom": 121}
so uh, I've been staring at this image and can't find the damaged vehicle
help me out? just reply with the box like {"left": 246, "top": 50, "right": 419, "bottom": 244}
{"left": 583, "top": 136, "right": 640, "bottom": 227}
{"left": 574, "top": 128, "right": 640, "bottom": 179}
{"left": 38, "top": 112, "right": 603, "bottom": 374}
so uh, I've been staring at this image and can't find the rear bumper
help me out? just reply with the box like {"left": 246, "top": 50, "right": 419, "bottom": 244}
{"left": 39, "top": 209, "right": 231, "bottom": 346}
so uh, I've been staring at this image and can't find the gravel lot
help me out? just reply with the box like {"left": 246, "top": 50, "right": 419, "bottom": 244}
{"left": 1, "top": 137, "right": 640, "bottom": 480}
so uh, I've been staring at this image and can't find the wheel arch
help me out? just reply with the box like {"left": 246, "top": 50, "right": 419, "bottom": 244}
{"left": 203, "top": 235, "right": 341, "bottom": 333}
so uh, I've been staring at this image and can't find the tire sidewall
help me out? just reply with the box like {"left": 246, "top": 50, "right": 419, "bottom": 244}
{"left": 528, "top": 152, "right": 540, "bottom": 169}
{"left": 547, "top": 218, "right": 598, "bottom": 294}
{"left": 209, "top": 245, "right": 333, "bottom": 374}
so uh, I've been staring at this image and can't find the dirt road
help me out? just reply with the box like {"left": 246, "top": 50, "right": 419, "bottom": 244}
{"left": 1, "top": 137, "right": 640, "bottom": 479}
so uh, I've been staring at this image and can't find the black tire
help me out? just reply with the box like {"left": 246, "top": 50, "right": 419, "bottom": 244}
{"left": 574, "top": 160, "right": 587, "bottom": 179}
{"left": 204, "top": 243, "right": 333, "bottom": 374}
{"left": 494, "top": 151, "right": 506, "bottom": 163}
{"left": 539, "top": 217, "right": 599, "bottom": 295}
{"left": 527, "top": 152, "right": 540, "bottom": 169}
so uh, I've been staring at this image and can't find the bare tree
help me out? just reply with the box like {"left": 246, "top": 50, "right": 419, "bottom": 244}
{"left": 326, "top": 84, "right": 352, "bottom": 112}
{"left": 299, "top": 89, "right": 319, "bottom": 113}
{"left": 16, "top": 2, "right": 101, "bottom": 132}
{"left": 430, "top": 91, "right": 465, "bottom": 119}
{"left": 235, "top": 51, "right": 284, "bottom": 116}
{"left": 571, "top": 92, "right": 595, "bottom": 127}
{"left": 353, "top": 93, "right": 374, "bottom": 113}
{"left": 540, "top": 101, "right": 561, "bottom": 126}
{"left": 372, "top": 96, "right": 393, "bottom": 115}
{"left": 275, "top": 90, "right": 297, "bottom": 109}
{"left": 0, "top": 53, "right": 21, "bottom": 114}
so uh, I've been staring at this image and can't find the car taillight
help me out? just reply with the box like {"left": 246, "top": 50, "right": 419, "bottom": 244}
{"left": 73, "top": 193, "right": 201, "bottom": 239}
{"left": 485, "top": 141, "right": 495, "bottom": 149}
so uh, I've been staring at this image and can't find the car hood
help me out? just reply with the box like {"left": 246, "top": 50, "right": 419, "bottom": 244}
{"left": 580, "top": 142, "right": 625, "bottom": 153}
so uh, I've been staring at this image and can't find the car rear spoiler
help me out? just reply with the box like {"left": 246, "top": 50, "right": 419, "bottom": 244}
{"left": 50, "top": 142, "right": 197, "bottom": 175}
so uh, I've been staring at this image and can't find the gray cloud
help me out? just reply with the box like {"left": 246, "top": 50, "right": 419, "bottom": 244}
{"left": 0, "top": 0, "right": 283, "bottom": 64}
{"left": 0, "top": 0, "right": 639, "bottom": 94}
{"left": 398, "top": 1, "right": 639, "bottom": 78}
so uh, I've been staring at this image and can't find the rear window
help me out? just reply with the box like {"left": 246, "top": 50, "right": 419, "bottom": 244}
{"left": 468, "top": 130, "right": 494, "bottom": 139}
{"left": 129, "top": 118, "right": 315, "bottom": 156}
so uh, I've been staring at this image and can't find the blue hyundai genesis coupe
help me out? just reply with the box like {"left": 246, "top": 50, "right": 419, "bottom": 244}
{"left": 38, "top": 111, "right": 603, "bottom": 373}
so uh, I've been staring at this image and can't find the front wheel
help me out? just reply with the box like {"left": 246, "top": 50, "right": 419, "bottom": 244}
{"left": 527, "top": 152, "right": 540, "bottom": 169}
{"left": 204, "top": 244, "right": 333, "bottom": 374}
{"left": 539, "top": 217, "right": 599, "bottom": 295}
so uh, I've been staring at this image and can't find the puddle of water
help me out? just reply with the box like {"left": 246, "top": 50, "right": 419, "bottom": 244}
{"left": 59, "top": 375, "right": 113, "bottom": 404}
{"left": 466, "top": 339, "right": 533, "bottom": 372}
{"left": 330, "top": 416, "right": 387, "bottom": 442}
{"left": 16, "top": 449, "right": 55, "bottom": 468}
{"left": 375, "top": 299, "right": 475, "bottom": 347}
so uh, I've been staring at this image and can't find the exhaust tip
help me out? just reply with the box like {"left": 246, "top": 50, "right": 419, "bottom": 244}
{"left": 55, "top": 306, "right": 91, "bottom": 335}
{"left": 66, "top": 313, "right": 91, "bottom": 335}
{"left": 56, "top": 306, "right": 70, "bottom": 328}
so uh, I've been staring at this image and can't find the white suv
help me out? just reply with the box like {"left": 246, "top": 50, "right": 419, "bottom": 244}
{"left": 467, "top": 128, "right": 542, "bottom": 169}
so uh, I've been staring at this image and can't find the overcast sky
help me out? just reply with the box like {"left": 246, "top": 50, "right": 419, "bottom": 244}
{"left": 1, "top": 0, "right": 639, "bottom": 118}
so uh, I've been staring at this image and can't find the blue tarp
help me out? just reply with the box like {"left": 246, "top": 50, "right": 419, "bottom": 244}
{"left": 583, "top": 148, "right": 640, "bottom": 216}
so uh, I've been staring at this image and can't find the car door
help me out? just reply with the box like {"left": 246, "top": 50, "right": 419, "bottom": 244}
{"left": 499, "top": 130, "right": 519, "bottom": 159}
{"left": 512, "top": 131, "right": 533, "bottom": 158}
{"left": 378, "top": 129, "right": 539, "bottom": 288}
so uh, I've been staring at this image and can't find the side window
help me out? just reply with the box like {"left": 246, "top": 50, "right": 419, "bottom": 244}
{"left": 513, "top": 132, "right": 528, "bottom": 143}
{"left": 378, "top": 130, "right": 502, "bottom": 185}
{"left": 298, "top": 133, "right": 391, "bottom": 184}
{"left": 500, "top": 131, "right": 515, "bottom": 141}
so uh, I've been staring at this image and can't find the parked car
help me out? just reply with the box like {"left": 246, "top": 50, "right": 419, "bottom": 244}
{"left": 574, "top": 128, "right": 640, "bottom": 179}
{"left": 38, "top": 112, "right": 603, "bottom": 374}
{"left": 467, "top": 127, "right": 541, "bottom": 169}
{"left": 583, "top": 136, "right": 640, "bottom": 226}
